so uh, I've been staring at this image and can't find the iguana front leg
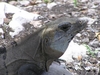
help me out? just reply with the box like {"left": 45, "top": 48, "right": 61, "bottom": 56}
{"left": 18, "top": 64, "right": 44, "bottom": 75}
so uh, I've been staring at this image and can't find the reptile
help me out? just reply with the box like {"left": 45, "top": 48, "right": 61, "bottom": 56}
{"left": 0, "top": 17, "right": 88, "bottom": 75}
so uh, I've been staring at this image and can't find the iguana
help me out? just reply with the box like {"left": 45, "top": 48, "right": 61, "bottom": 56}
{"left": 0, "top": 17, "right": 88, "bottom": 75}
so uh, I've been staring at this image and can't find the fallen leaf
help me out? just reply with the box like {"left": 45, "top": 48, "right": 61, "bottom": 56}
{"left": 95, "top": 32, "right": 100, "bottom": 41}
{"left": 77, "top": 55, "right": 82, "bottom": 61}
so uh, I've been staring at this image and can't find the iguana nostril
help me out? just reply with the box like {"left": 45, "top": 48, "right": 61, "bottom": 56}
{"left": 58, "top": 22, "right": 71, "bottom": 32}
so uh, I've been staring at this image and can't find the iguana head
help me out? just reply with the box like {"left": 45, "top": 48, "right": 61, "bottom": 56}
{"left": 42, "top": 18, "right": 88, "bottom": 59}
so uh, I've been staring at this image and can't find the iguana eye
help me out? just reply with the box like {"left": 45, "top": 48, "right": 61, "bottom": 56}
{"left": 58, "top": 22, "right": 71, "bottom": 32}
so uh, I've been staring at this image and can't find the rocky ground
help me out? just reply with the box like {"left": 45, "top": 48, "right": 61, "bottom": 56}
{"left": 0, "top": 0, "right": 100, "bottom": 75}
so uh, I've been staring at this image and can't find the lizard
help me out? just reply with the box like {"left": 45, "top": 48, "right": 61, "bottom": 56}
{"left": 0, "top": 17, "right": 88, "bottom": 75}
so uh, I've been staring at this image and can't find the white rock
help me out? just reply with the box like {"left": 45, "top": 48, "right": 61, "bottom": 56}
{"left": 0, "top": 2, "right": 6, "bottom": 25}
{"left": 93, "top": 0, "right": 100, "bottom": 3}
{"left": 0, "top": 2, "right": 43, "bottom": 37}
{"left": 0, "top": 28, "right": 4, "bottom": 33}
{"left": 3, "top": 2, "right": 21, "bottom": 13}
{"left": 88, "top": 9, "right": 96, "bottom": 15}
{"left": 75, "top": 65, "right": 81, "bottom": 70}
{"left": 0, "top": 2, "right": 21, "bottom": 25}
{"left": 0, "top": 28, "right": 4, "bottom": 38}
{"left": 79, "top": 17, "right": 96, "bottom": 25}
{"left": 38, "top": 3, "right": 47, "bottom": 7}
{"left": 60, "top": 40, "right": 87, "bottom": 62}
{"left": 47, "top": 2, "right": 57, "bottom": 10}
{"left": 97, "top": 52, "right": 100, "bottom": 57}
{"left": 81, "top": 0, "right": 88, "bottom": 2}
{"left": 91, "top": 4, "right": 98, "bottom": 9}
{"left": 76, "top": 33, "right": 81, "bottom": 37}
{"left": 85, "top": 66, "right": 91, "bottom": 70}
{"left": 98, "top": 61, "right": 100, "bottom": 64}
{"left": 19, "top": 1, "right": 30, "bottom": 6}
{"left": 9, "top": 21, "right": 24, "bottom": 37}
{"left": 9, "top": 11, "right": 42, "bottom": 37}
{"left": 35, "top": 0, "right": 42, "bottom": 3}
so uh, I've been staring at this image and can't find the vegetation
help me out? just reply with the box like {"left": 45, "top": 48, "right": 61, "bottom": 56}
{"left": 73, "top": 0, "right": 78, "bottom": 6}
{"left": 43, "top": 0, "right": 51, "bottom": 4}
{"left": 84, "top": 44, "right": 98, "bottom": 57}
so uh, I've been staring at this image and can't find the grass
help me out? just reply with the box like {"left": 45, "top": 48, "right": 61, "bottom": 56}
{"left": 84, "top": 44, "right": 98, "bottom": 57}
{"left": 73, "top": 0, "right": 78, "bottom": 6}
{"left": 43, "top": 0, "right": 51, "bottom": 4}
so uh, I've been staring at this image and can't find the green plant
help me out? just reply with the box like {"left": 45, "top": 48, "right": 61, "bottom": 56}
{"left": 84, "top": 44, "right": 98, "bottom": 57}
{"left": 43, "top": 0, "right": 51, "bottom": 4}
{"left": 73, "top": 0, "right": 78, "bottom": 6}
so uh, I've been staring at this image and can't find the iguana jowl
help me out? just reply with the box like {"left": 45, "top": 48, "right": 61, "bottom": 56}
{"left": 0, "top": 17, "right": 88, "bottom": 75}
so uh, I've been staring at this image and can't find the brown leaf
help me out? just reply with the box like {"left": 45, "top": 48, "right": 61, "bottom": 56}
{"left": 77, "top": 55, "right": 82, "bottom": 61}
{"left": 95, "top": 32, "right": 100, "bottom": 41}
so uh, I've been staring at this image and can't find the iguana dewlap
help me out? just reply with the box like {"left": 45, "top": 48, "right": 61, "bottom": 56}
{"left": 0, "top": 17, "right": 88, "bottom": 75}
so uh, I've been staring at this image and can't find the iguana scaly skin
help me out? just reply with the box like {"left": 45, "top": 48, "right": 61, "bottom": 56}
{"left": 0, "top": 17, "right": 88, "bottom": 75}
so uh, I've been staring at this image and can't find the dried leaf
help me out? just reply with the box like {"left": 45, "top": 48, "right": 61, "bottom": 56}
{"left": 95, "top": 32, "right": 100, "bottom": 41}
